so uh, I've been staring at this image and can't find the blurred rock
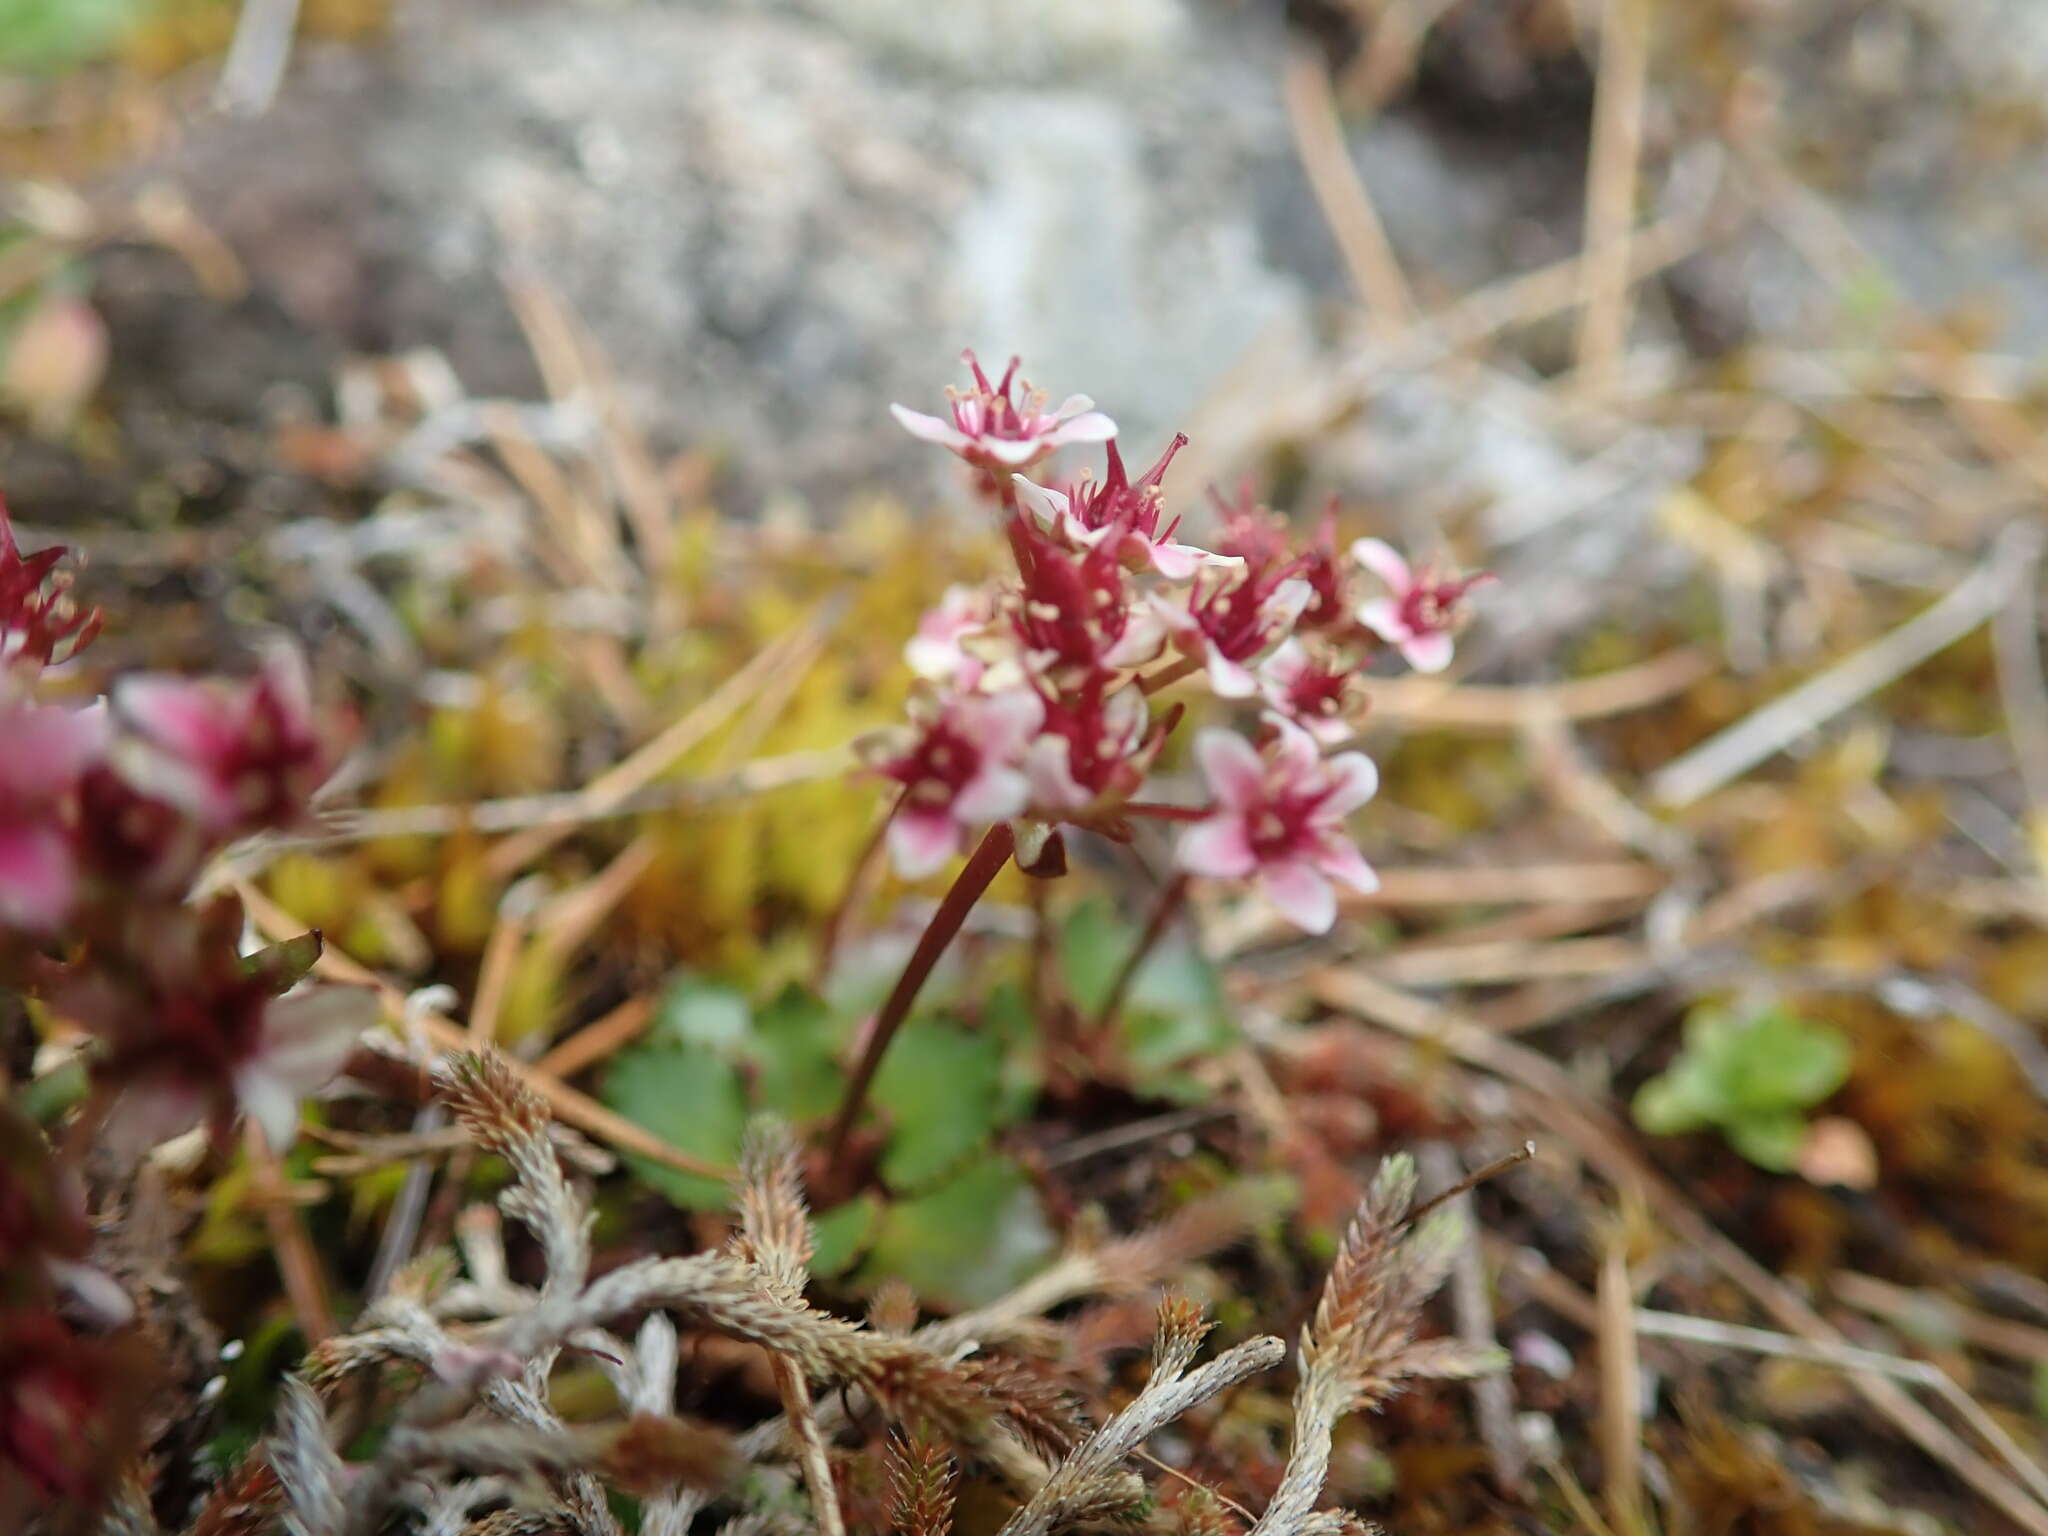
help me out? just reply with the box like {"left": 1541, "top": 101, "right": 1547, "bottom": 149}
{"left": 122, "top": 0, "right": 1321, "bottom": 504}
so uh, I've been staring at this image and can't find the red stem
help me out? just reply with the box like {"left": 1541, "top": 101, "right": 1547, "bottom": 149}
{"left": 1140, "top": 655, "right": 1201, "bottom": 696}
{"left": 823, "top": 822, "right": 1016, "bottom": 1164}
{"left": 1087, "top": 872, "right": 1190, "bottom": 1044}
{"left": 1123, "top": 801, "right": 1213, "bottom": 823}
{"left": 813, "top": 790, "right": 903, "bottom": 987}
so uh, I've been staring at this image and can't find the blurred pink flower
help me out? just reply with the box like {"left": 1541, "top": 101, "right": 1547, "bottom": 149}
{"left": 905, "top": 584, "right": 995, "bottom": 683}
{"left": 869, "top": 687, "right": 1044, "bottom": 879}
{"left": 109, "top": 643, "right": 325, "bottom": 837}
{"left": 0, "top": 500, "right": 98, "bottom": 672}
{"left": 1, "top": 292, "right": 107, "bottom": 437}
{"left": 1257, "top": 639, "right": 1361, "bottom": 745}
{"left": 1177, "top": 718, "right": 1379, "bottom": 933}
{"left": 1023, "top": 673, "right": 1156, "bottom": 816}
{"left": 890, "top": 352, "right": 1115, "bottom": 473}
{"left": 0, "top": 694, "right": 104, "bottom": 933}
{"left": 55, "top": 903, "right": 370, "bottom": 1153}
{"left": 1351, "top": 538, "right": 1489, "bottom": 674}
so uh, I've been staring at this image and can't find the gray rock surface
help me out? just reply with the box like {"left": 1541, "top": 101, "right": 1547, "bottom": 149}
{"left": 110, "top": 0, "right": 2048, "bottom": 526}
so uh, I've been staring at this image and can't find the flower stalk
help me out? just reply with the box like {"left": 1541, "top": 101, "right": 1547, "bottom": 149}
{"left": 823, "top": 822, "right": 1017, "bottom": 1165}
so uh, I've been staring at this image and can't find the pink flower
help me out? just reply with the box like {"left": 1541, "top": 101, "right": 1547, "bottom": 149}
{"left": 1177, "top": 718, "right": 1380, "bottom": 934}
{"left": 0, "top": 499, "right": 99, "bottom": 672}
{"left": 0, "top": 1312, "right": 111, "bottom": 1503}
{"left": 108, "top": 642, "right": 325, "bottom": 838}
{"left": 1257, "top": 639, "right": 1362, "bottom": 745}
{"left": 906, "top": 585, "right": 995, "bottom": 683}
{"left": 1010, "top": 517, "right": 1164, "bottom": 681}
{"left": 869, "top": 688, "right": 1044, "bottom": 879}
{"left": 890, "top": 352, "right": 1115, "bottom": 473}
{"left": 1011, "top": 435, "right": 1231, "bottom": 580}
{"left": 1350, "top": 538, "right": 1490, "bottom": 674}
{"left": 0, "top": 694, "right": 104, "bottom": 933}
{"left": 1158, "top": 565, "right": 1310, "bottom": 698}
{"left": 54, "top": 901, "right": 371, "bottom": 1153}
{"left": 1023, "top": 673, "right": 1158, "bottom": 816}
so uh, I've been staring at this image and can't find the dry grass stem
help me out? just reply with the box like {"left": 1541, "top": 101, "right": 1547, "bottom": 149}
{"left": 1574, "top": 0, "right": 1652, "bottom": 392}
{"left": 1282, "top": 41, "right": 1415, "bottom": 332}
{"left": 1650, "top": 529, "right": 2033, "bottom": 808}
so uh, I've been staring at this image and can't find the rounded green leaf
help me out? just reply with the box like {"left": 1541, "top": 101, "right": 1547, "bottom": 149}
{"left": 602, "top": 1043, "right": 746, "bottom": 1208}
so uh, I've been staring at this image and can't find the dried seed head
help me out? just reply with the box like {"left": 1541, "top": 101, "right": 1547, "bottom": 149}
{"left": 435, "top": 1051, "right": 550, "bottom": 1157}
{"left": 1152, "top": 1294, "right": 1214, "bottom": 1380}
{"left": 599, "top": 1415, "right": 738, "bottom": 1499}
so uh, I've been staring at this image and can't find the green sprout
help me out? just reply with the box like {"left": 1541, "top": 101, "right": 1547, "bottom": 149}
{"left": 1632, "top": 1001, "right": 1852, "bottom": 1172}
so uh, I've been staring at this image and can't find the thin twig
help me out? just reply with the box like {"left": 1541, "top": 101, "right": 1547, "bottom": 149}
{"left": 1300, "top": 967, "right": 2048, "bottom": 1536}
{"left": 237, "top": 882, "right": 733, "bottom": 1180}
{"left": 245, "top": 1120, "right": 335, "bottom": 1343}
{"left": 215, "top": 0, "right": 302, "bottom": 117}
{"left": 1417, "top": 1144, "right": 1524, "bottom": 1494}
{"left": 485, "top": 604, "right": 841, "bottom": 879}
{"left": 1367, "top": 648, "right": 1712, "bottom": 731}
{"left": 1597, "top": 1231, "right": 1643, "bottom": 1533}
{"left": 1991, "top": 524, "right": 2048, "bottom": 869}
{"left": 772, "top": 1353, "right": 846, "bottom": 1536}
{"left": 1635, "top": 1309, "right": 2048, "bottom": 1514}
{"left": 1282, "top": 40, "right": 1415, "bottom": 331}
{"left": 1650, "top": 529, "right": 2033, "bottom": 808}
{"left": 1088, "top": 874, "right": 1190, "bottom": 1042}
{"left": 1574, "top": 0, "right": 1652, "bottom": 392}
{"left": 534, "top": 996, "right": 657, "bottom": 1082}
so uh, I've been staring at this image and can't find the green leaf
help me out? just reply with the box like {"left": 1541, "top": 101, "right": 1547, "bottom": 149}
{"left": 1632, "top": 1058, "right": 1719, "bottom": 1136}
{"left": 1058, "top": 897, "right": 1131, "bottom": 1015}
{"left": 602, "top": 1044, "right": 746, "bottom": 1208}
{"left": 1725, "top": 1008, "right": 1850, "bottom": 1112}
{"left": 872, "top": 1017, "right": 1002, "bottom": 1190}
{"left": 1726, "top": 1111, "right": 1807, "bottom": 1173}
{"left": 0, "top": 0, "right": 139, "bottom": 73}
{"left": 746, "top": 984, "right": 846, "bottom": 1120}
{"left": 653, "top": 975, "right": 752, "bottom": 1054}
{"left": 858, "top": 1155, "right": 1053, "bottom": 1308}
{"left": 810, "top": 1194, "right": 882, "bottom": 1278}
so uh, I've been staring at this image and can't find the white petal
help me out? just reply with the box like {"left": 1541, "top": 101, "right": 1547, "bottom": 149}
{"left": 1024, "top": 736, "right": 1089, "bottom": 811}
{"left": 1320, "top": 751, "right": 1381, "bottom": 816}
{"left": 967, "top": 688, "right": 1045, "bottom": 753}
{"left": 1349, "top": 537, "right": 1413, "bottom": 591}
{"left": 45, "top": 1258, "right": 133, "bottom": 1328}
{"left": 985, "top": 437, "right": 1052, "bottom": 466}
{"left": 1145, "top": 541, "right": 1202, "bottom": 580}
{"left": 1049, "top": 393, "right": 1098, "bottom": 421}
{"left": 1194, "top": 729, "right": 1266, "bottom": 809}
{"left": 1048, "top": 409, "right": 1117, "bottom": 444}
{"left": 889, "top": 810, "right": 958, "bottom": 880}
{"left": 1012, "top": 475, "right": 1068, "bottom": 528}
{"left": 235, "top": 1065, "right": 303, "bottom": 1151}
{"left": 1104, "top": 611, "right": 1167, "bottom": 670}
{"left": 1356, "top": 598, "right": 1413, "bottom": 645}
{"left": 890, "top": 403, "right": 969, "bottom": 449}
{"left": 1204, "top": 649, "right": 1258, "bottom": 699}
{"left": 952, "top": 765, "right": 1029, "bottom": 825}
{"left": 1177, "top": 815, "right": 1257, "bottom": 879}
{"left": 1314, "top": 836, "right": 1380, "bottom": 895}
{"left": 1261, "top": 859, "right": 1337, "bottom": 934}
{"left": 260, "top": 988, "right": 375, "bottom": 1092}
{"left": 1402, "top": 631, "right": 1455, "bottom": 673}
{"left": 104, "top": 1081, "right": 208, "bottom": 1158}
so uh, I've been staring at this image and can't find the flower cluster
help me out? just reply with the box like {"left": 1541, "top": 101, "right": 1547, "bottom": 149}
{"left": 0, "top": 494, "right": 371, "bottom": 1511}
{"left": 871, "top": 355, "right": 1490, "bottom": 934}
